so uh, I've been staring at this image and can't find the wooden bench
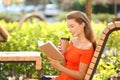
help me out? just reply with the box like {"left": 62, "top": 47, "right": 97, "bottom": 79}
{"left": 84, "top": 21, "right": 120, "bottom": 80}
{"left": 19, "top": 13, "right": 45, "bottom": 27}
{"left": 0, "top": 51, "right": 42, "bottom": 70}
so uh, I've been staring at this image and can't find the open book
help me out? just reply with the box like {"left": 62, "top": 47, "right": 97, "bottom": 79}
{"left": 38, "top": 41, "right": 64, "bottom": 61}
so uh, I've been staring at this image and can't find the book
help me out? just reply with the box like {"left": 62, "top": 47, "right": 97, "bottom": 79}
{"left": 38, "top": 40, "right": 64, "bottom": 61}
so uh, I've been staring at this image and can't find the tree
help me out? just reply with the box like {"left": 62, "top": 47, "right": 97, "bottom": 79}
{"left": 114, "top": 0, "right": 117, "bottom": 17}
{"left": 85, "top": 0, "right": 92, "bottom": 20}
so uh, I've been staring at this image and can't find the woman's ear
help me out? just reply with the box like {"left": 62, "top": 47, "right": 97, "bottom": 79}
{"left": 81, "top": 22, "right": 85, "bottom": 28}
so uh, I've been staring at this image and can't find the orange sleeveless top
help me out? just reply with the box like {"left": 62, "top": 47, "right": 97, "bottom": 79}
{"left": 54, "top": 42, "right": 94, "bottom": 80}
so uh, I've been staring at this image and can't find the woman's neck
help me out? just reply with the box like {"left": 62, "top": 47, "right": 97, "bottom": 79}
{"left": 77, "top": 35, "right": 88, "bottom": 43}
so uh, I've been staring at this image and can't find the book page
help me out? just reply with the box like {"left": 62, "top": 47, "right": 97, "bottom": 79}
{"left": 38, "top": 41, "right": 64, "bottom": 61}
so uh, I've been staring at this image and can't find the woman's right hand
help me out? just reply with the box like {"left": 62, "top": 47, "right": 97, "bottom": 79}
{"left": 58, "top": 40, "right": 64, "bottom": 54}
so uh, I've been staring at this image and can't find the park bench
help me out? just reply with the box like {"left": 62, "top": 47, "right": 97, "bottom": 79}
{"left": 19, "top": 13, "right": 45, "bottom": 27}
{"left": 0, "top": 25, "right": 42, "bottom": 70}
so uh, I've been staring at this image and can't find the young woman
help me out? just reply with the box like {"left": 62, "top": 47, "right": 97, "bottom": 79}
{"left": 42, "top": 11, "right": 96, "bottom": 80}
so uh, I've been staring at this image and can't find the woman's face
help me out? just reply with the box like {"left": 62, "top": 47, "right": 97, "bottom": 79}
{"left": 66, "top": 19, "right": 84, "bottom": 37}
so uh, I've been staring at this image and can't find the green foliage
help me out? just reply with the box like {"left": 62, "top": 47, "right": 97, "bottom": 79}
{"left": 92, "top": 3, "right": 120, "bottom": 14}
{"left": 0, "top": 13, "right": 24, "bottom": 22}
{"left": 92, "top": 13, "right": 115, "bottom": 22}
{"left": 93, "top": 55, "right": 116, "bottom": 80}
{"left": 71, "top": 0, "right": 85, "bottom": 11}
{"left": 0, "top": 20, "right": 120, "bottom": 79}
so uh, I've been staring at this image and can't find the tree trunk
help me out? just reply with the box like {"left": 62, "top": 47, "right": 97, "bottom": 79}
{"left": 85, "top": 0, "right": 92, "bottom": 21}
{"left": 114, "top": 0, "right": 117, "bottom": 17}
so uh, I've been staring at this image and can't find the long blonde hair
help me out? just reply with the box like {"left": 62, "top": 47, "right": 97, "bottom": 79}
{"left": 66, "top": 11, "right": 96, "bottom": 50}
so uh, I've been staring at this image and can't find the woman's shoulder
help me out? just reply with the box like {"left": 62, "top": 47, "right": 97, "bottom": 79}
{"left": 84, "top": 41, "right": 93, "bottom": 50}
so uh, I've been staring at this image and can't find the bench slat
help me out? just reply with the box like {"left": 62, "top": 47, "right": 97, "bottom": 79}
{"left": 93, "top": 51, "right": 100, "bottom": 57}
{"left": 103, "top": 27, "right": 110, "bottom": 34}
{"left": 89, "top": 62, "right": 95, "bottom": 69}
{"left": 95, "top": 45, "right": 102, "bottom": 52}
{"left": 0, "top": 52, "right": 42, "bottom": 70}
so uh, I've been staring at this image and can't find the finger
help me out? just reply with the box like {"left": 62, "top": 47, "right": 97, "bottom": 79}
{"left": 47, "top": 57, "right": 52, "bottom": 61}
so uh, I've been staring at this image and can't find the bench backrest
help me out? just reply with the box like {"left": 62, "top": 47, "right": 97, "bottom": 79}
{"left": 0, "top": 25, "right": 10, "bottom": 42}
{"left": 84, "top": 21, "right": 120, "bottom": 80}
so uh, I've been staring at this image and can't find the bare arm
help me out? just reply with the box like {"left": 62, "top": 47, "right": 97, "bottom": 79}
{"left": 48, "top": 57, "right": 89, "bottom": 80}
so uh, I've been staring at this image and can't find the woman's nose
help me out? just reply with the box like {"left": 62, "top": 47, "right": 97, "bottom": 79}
{"left": 68, "top": 28, "right": 72, "bottom": 33}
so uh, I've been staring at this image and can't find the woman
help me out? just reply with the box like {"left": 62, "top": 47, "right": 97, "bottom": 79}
{"left": 42, "top": 11, "right": 96, "bottom": 80}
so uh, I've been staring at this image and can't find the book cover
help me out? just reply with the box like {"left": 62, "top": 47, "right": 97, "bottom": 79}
{"left": 38, "top": 41, "right": 64, "bottom": 61}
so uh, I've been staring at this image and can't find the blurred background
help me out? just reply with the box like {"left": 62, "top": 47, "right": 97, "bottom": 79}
{"left": 0, "top": 0, "right": 120, "bottom": 80}
{"left": 0, "top": 0, "right": 120, "bottom": 22}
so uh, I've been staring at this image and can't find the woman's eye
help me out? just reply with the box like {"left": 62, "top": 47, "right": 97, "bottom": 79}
{"left": 67, "top": 25, "right": 74, "bottom": 28}
{"left": 70, "top": 26, "right": 74, "bottom": 28}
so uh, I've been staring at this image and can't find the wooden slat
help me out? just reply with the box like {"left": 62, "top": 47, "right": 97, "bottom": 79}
{"left": 99, "top": 33, "right": 106, "bottom": 40}
{"left": 97, "top": 39, "right": 104, "bottom": 46}
{"left": 107, "top": 22, "right": 116, "bottom": 30}
{"left": 0, "top": 34, "right": 5, "bottom": 41}
{"left": 35, "top": 57, "right": 42, "bottom": 70}
{"left": 103, "top": 27, "right": 110, "bottom": 34}
{"left": 86, "top": 68, "right": 93, "bottom": 75}
{"left": 93, "top": 51, "right": 100, "bottom": 58}
{"left": 84, "top": 74, "right": 91, "bottom": 80}
{"left": 89, "top": 62, "right": 95, "bottom": 69}
{"left": 115, "top": 22, "right": 120, "bottom": 28}
{"left": 0, "top": 52, "right": 42, "bottom": 70}
{"left": 13, "top": 57, "right": 25, "bottom": 61}
{"left": 95, "top": 45, "right": 102, "bottom": 52}
{"left": 0, "top": 25, "right": 10, "bottom": 39}
{"left": 36, "top": 63, "right": 42, "bottom": 70}
{"left": 91, "top": 56, "right": 98, "bottom": 63}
